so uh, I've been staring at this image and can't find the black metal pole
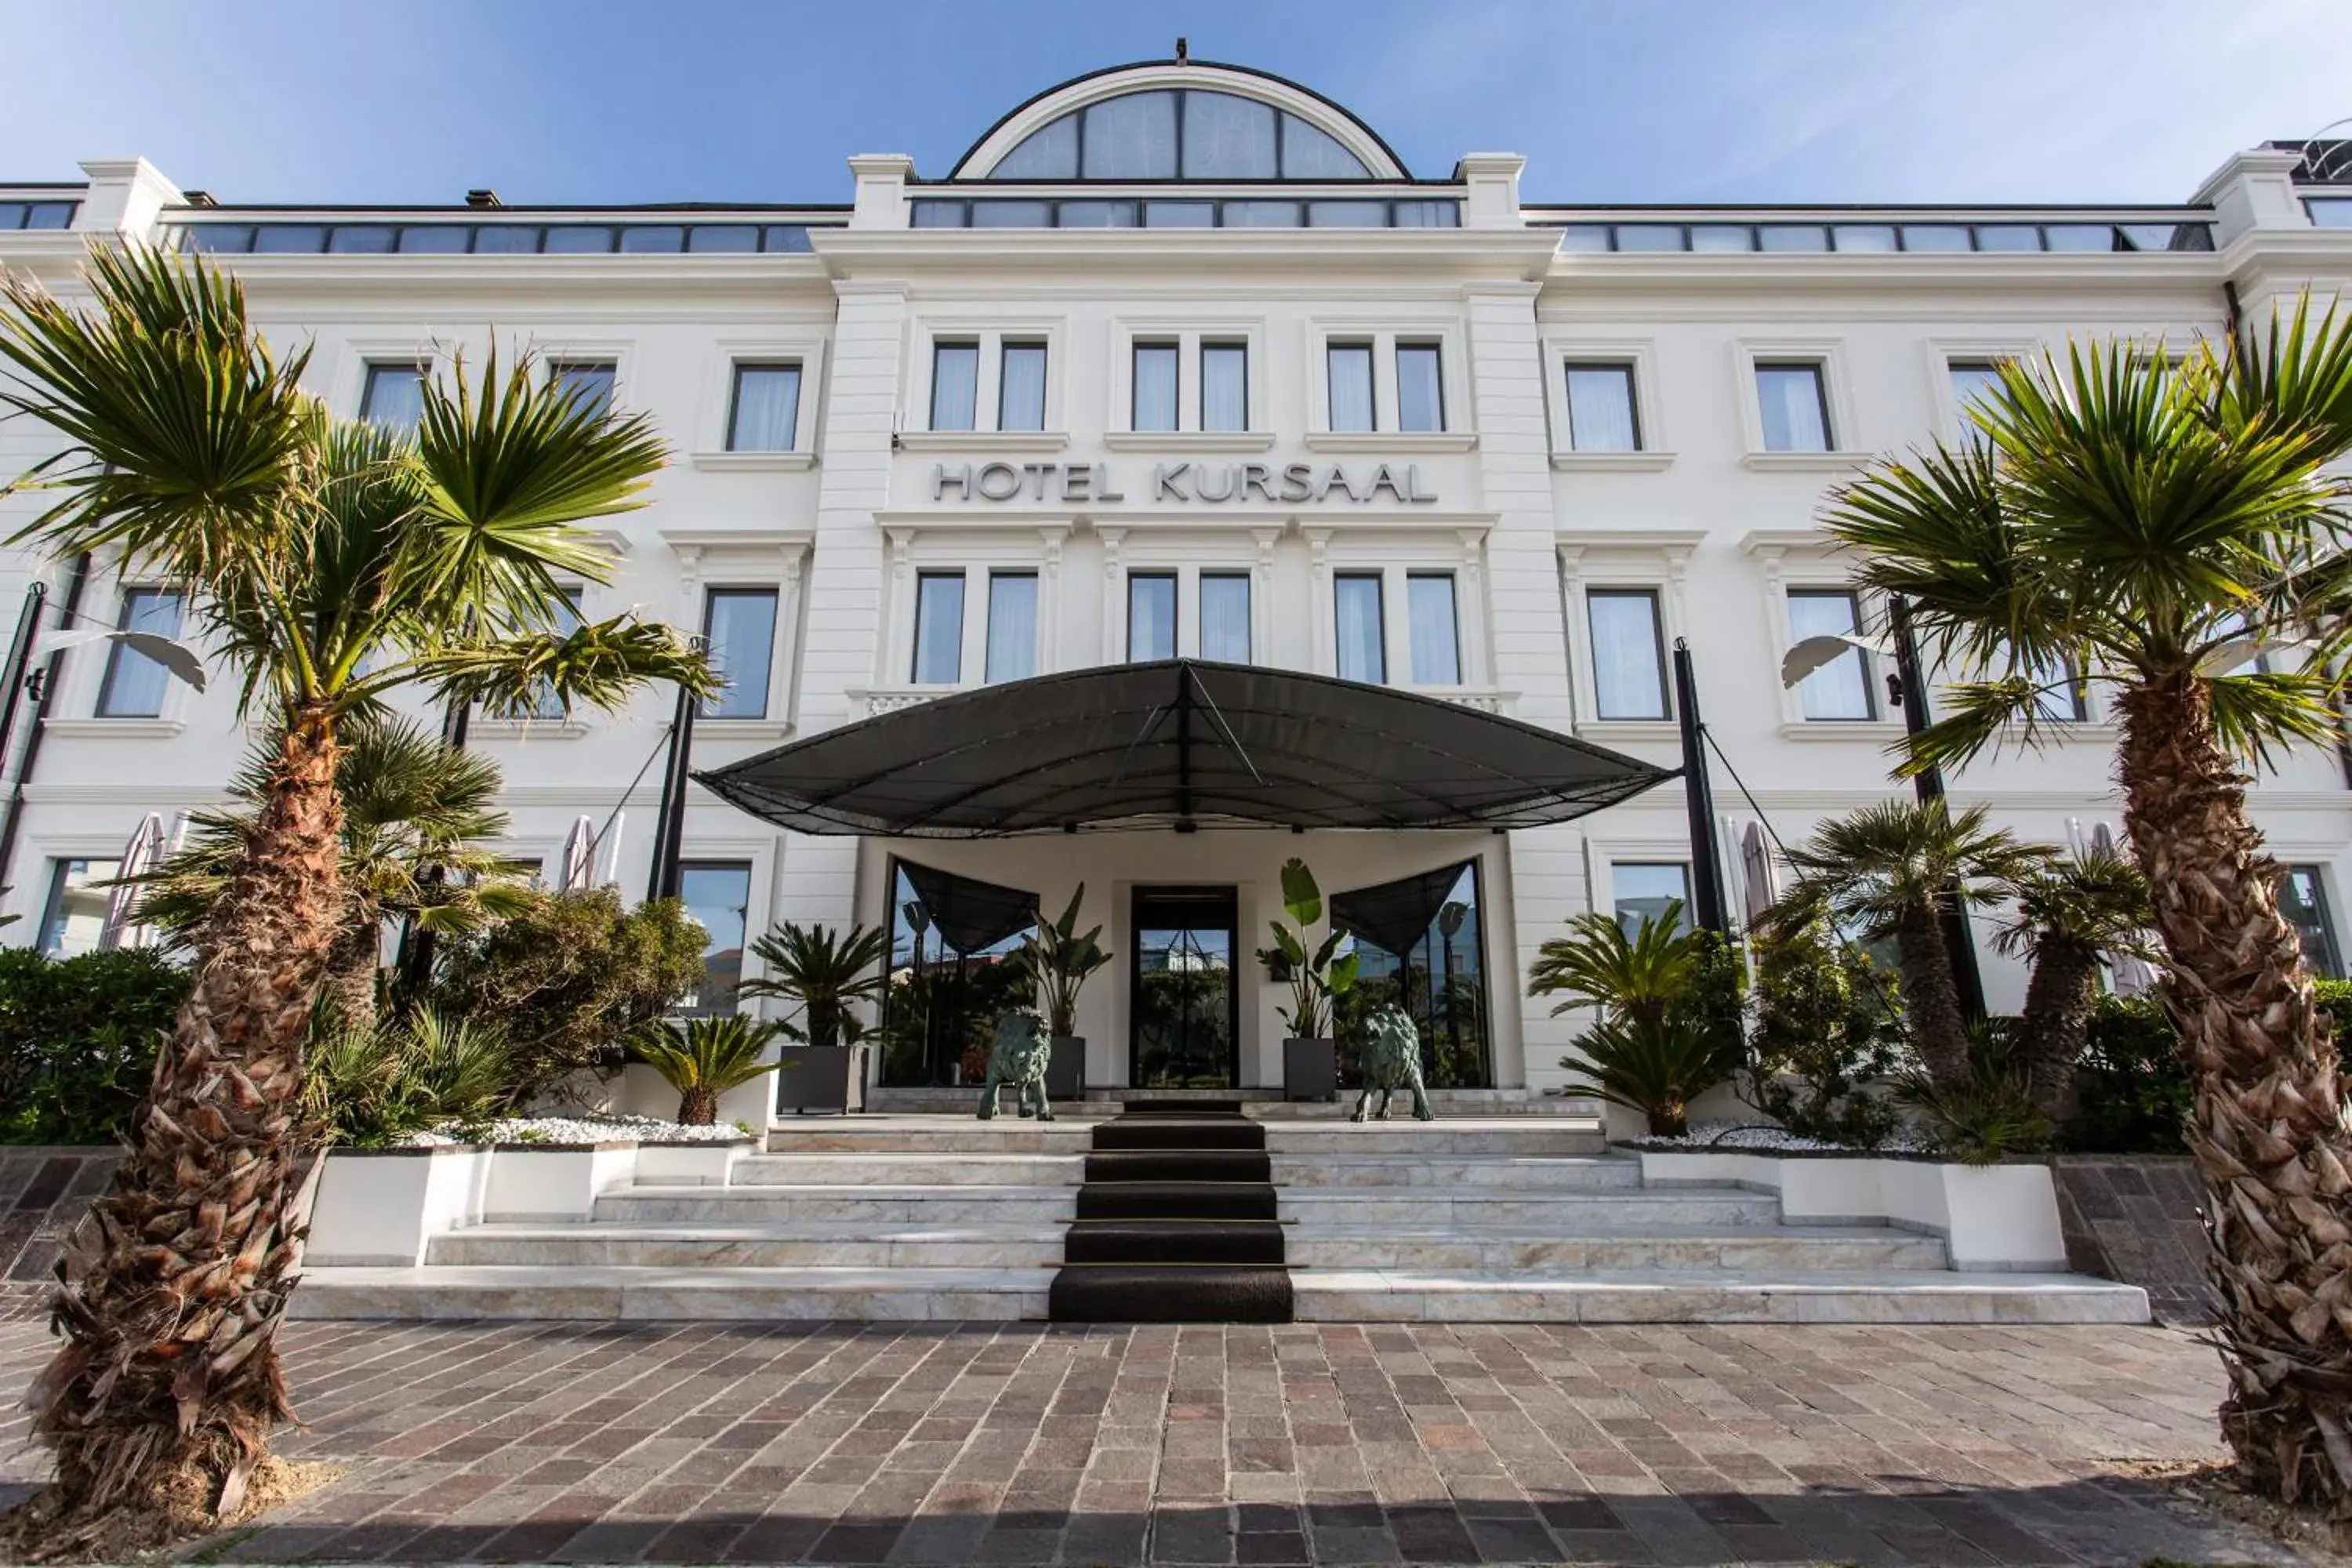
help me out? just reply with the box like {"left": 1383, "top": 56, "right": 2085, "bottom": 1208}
{"left": 0, "top": 557, "right": 88, "bottom": 903}
{"left": 1671, "top": 640, "right": 1728, "bottom": 934}
{"left": 1889, "top": 596, "right": 1987, "bottom": 1022}
{"left": 648, "top": 681, "right": 696, "bottom": 902}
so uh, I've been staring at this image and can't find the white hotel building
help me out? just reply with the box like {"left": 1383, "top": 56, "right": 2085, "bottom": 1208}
{"left": 4, "top": 60, "right": 2350, "bottom": 1105}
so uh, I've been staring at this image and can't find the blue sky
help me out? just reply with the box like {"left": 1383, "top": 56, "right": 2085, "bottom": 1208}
{"left": 7, "top": 0, "right": 2349, "bottom": 208}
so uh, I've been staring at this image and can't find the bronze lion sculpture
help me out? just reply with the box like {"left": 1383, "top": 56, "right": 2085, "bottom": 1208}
{"left": 978, "top": 1009, "right": 1054, "bottom": 1121}
{"left": 1351, "top": 1004, "right": 1435, "bottom": 1122}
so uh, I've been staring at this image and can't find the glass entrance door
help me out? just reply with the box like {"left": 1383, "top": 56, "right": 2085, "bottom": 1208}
{"left": 1131, "top": 886, "right": 1239, "bottom": 1089}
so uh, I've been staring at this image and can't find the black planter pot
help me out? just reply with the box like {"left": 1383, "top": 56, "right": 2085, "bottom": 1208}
{"left": 1047, "top": 1034, "right": 1087, "bottom": 1100}
{"left": 775, "top": 1044, "right": 866, "bottom": 1116}
{"left": 1283, "top": 1037, "right": 1338, "bottom": 1102}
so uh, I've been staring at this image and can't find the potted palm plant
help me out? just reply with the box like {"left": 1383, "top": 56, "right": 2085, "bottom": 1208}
{"left": 631, "top": 1014, "right": 786, "bottom": 1125}
{"left": 1257, "top": 858, "right": 1358, "bottom": 1101}
{"left": 738, "top": 920, "right": 890, "bottom": 1114}
{"left": 1013, "top": 885, "right": 1110, "bottom": 1099}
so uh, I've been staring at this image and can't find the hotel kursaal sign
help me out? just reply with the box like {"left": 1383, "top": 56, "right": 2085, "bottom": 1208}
{"left": 930, "top": 460, "right": 1439, "bottom": 505}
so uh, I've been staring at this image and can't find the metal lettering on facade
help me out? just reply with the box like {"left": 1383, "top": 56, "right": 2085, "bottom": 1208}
{"left": 930, "top": 462, "right": 1436, "bottom": 504}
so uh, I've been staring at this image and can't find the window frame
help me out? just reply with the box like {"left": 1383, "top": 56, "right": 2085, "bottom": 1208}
{"left": 723, "top": 361, "right": 805, "bottom": 454}
{"left": 909, "top": 568, "right": 969, "bottom": 686}
{"left": 1305, "top": 318, "right": 1472, "bottom": 443}
{"left": 1332, "top": 569, "right": 1388, "bottom": 685}
{"left": 1127, "top": 570, "right": 1179, "bottom": 662}
{"left": 1605, "top": 857, "right": 1696, "bottom": 937}
{"left": 1131, "top": 339, "right": 1180, "bottom": 433}
{"left": 1103, "top": 318, "right": 1270, "bottom": 445}
{"left": 358, "top": 360, "right": 429, "bottom": 430}
{"left": 1394, "top": 341, "right": 1446, "bottom": 435}
{"left": 1783, "top": 585, "right": 1879, "bottom": 723}
{"left": 94, "top": 585, "right": 186, "bottom": 720}
{"left": 1560, "top": 361, "right": 1642, "bottom": 454}
{"left": 1404, "top": 570, "right": 1462, "bottom": 687}
{"left": 996, "top": 339, "right": 1050, "bottom": 433}
{"left": 1752, "top": 359, "right": 1835, "bottom": 454}
{"left": 2283, "top": 864, "right": 2344, "bottom": 978}
{"left": 674, "top": 858, "right": 757, "bottom": 1017}
{"left": 928, "top": 339, "right": 982, "bottom": 433}
{"left": 546, "top": 357, "right": 621, "bottom": 418}
{"left": 1200, "top": 339, "right": 1250, "bottom": 434}
{"left": 1197, "top": 570, "right": 1253, "bottom": 664}
{"left": 983, "top": 568, "right": 1041, "bottom": 684}
{"left": 699, "top": 584, "right": 782, "bottom": 720}
{"left": 1324, "top": 341, "right": 1377, "bottom": 434}
{"left": 38, "top": 855, "right": 122, "bottom": 957}
{"left": 1583, "top": 586, "right": 1671, "bottom": 721}
{"left": 1543, "top": 337, "right": 1668, "bottom": 467}
{"left": 1733, "top": 339, "right": 1860, "bottom": 465}
{"left": 912, "top": 321, "right": 1067, "bottom": 438}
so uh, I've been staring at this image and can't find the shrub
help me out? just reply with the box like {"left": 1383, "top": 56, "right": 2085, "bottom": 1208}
{"left": 1741, "top": 920, "right": 1905, "bottom": 1149}
{"left": 2063, "top": 993, "right": 2192, "bottom": 1154}
{"left": 632, "top": 1014, "right": 785, "bottom": 1124}
{"left": 430, "top": 887, "right": 708, "bottom": 1108}
{"left": 306, "top": 1007, "right": 514, "bottom": 1148}
{"left": 1897, "top": 1018, "right": 2051, "bottom": 1164}
{"left": 0, "top": 946, "right": 189, "bottom": 1145}
{"left": 1533, "top": 908, "right": 1744, "bottom": 1136}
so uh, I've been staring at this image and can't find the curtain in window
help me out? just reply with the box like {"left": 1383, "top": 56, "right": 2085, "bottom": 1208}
{"left": 96, "top": 589, "right": 185, "bottom": 718}
{"left": 1133, "top": 344, "right": 1178, "bottom": 432}
{"left": 1334, "top": 575, "right": 1385, "bottom": 683}
{"left": 1327, "top": 347, "right": 1375, "bottom": 432}
{"left": 552, "top": 362, "right": 615, "bottom": 416}
{"left": 913, "top": 573, "right": 965, "bottom": 684}
{"left": 701, "top": 589, "right": 779, "bottom": 718}
{"left": 999, "top": 344, "right": 1047, "bottom": 432}
{"left": 1181, "top": 92, "right": 1276, "bottom": 178}
{"left": 1201, "top": 344, "right": 1247, "bottom": 432}
{"left": 1564, "top": 365, "right": 1639, "bottom": 452}
{"left": 361, "top": 365, "right": 426, "bottom": 431}
{"left": 1129, "top": 574, "right": 1176, "bottom": 662}
{"left": 1756, "top": 365, "right": 1829, "bottom": 452}
{"left": 1200, "top": 575, "right": 1250, "bottom": 663}
{"left": 1281, "top": 114, "right": 1370, "bottom": 178}
{"left": 985, "top": 572, "right": 1038, "bottom": 684}
{"left": 1406, "top": 574, "right": 1460, "bottom": 684}
{"left": 531, "top": 590, "right": 586, "bottom": 719}
{"left": 1787, "top": 590, "right": 1872, "bottom": 719}
{"left": 1587, "top": 590, "right": 1666, "bottom": 718}
{"left": 1396, "top": 346, "right": 1443, "bottom": 433}
{"left": 728, "top": 365, "right": 800, "bottom": 452}
{"left": 1080, "top": 90, "right": 1177, "bottom": 179}
{"left": 931, "top": 345, "right": 978, "bottom": 431}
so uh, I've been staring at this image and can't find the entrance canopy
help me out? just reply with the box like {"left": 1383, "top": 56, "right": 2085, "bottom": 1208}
{"left": 698, "top": 659, "right": 1672, "bottom": 837}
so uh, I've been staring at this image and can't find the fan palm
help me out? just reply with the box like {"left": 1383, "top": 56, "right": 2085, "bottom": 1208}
{"left": 1993, "top": 851, "right": 2155, "bottom": 1126}
{"left": 1822, "top": 299, "right": 2352, "bottom": 1511}
{"left": 127, "top": 712, "right": 533, "bottom": 1032}
{"left": 0, "top": 245, "right": 713, "bottom": 1533}
{"left": 1529, "top": 903, "right": 1745, "bottom": 1135}
{"left": 1526, "top": 901, "right": 1697, "bottom": 1028}
{"left": 737, "top": 920, "right": 891, "bottom": 1049}
{"left": 631, "top": 1014, "right": 786, "bottom": 1125}
{"left": 1769, "top": 800, "right": 2047, "bottom": 1093}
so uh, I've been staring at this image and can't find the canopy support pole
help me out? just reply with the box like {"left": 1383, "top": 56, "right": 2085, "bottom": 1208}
{"left": 1672, "top": 640, "right": 1728, "bottom": 934}
{"left": 1889, "top": 594, "right": 1986, "bottom": 1022}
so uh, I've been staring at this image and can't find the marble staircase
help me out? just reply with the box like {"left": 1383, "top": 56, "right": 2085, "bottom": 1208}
{"left": 291, "top": 1116, "right": 2150, "bottom": 1323}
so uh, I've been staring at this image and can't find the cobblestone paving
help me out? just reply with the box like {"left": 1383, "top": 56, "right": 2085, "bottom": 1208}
{"left": 0, "top": 1318, "right": 2296, "bottom": 1565}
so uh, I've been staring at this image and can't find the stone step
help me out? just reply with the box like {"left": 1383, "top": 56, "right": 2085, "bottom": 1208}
{"left": 597, "top": 1184, "right": 1077, "bottom": 1225}
{"left": 1290, "top": 1270, "right": 2151, "bottom": 1325}
{"left": 290, "top": 1265, "right": 1053, "bottom": 1322}
{"left": 1283, "top": 1225, "right": 1948, "bottom": 1272}
{"left": 731, "top": 1152, "right": 1083, "bottom": 1186}
{"left": 764, "top": 1118, "right": 1604, "bottom": 1157}
{"left": 858, "top": 1089, "right": 1603, "bottom": 1120}
{"left": 1279, "top": 1189, "right": 1779, "bottom": 1228}
{"left": 430, "top": 1223, "right": 1065, "bottom": 1269}
{"left": 1272, "top": 1156, "right": 1639, "bottom": 1191}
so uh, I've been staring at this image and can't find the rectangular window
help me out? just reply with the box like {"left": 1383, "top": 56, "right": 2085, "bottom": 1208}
{"left": 96, "top": 588, "right": 186, "bottom": 718}
{"left": 550, "top": 360, "right": 616, "bottom": 416}
{"left": 677, "top": 861, "right": 753, "bottom": 1014}
{"left": 2283, "top": 866, "right": 2343, "bottom": 978}
{"left": 1947, "top": 360, "right": 2004, "bottom": 430}
{"left": 1613, "top": 862, "right": 1693, "bottom": 936}
{"left": 1132, "top": 341, "right": 1178, "bottom": 433}
{"left": 1396, "top": 343, "right": 1444, "bottom": 433}
{"left": 1787, "top": 589, "right": 1875, "bottom": 720}
{"left": 700, "top": 587, "right": 779, "bottom": 719}
{"left": 725, "top": 362, "right": 802, "bottom": 452}
{"left": 1327, "top": 343, "right": 1375, "bottom": 433}
{"left": 39, "top": 858, "right": 122, "bottom": 957}
{"left": 2031, "top": 656, "right": 2089, "bottom": 722}
{"left": 1128, "top": 572, "right": 1177, "bottom": 662}
{"left": 1200, "top": 342, "right": 1248, "bottom": 432}
{"left": 1406, "top": 572, "right": 1461, "bottom": 685}
{"left": 530, "top": 587, "right": 586, "bottom": 720}
{"left": 929, "top": 341, "right": 978, "bottom": 431}
{"left": 911, "top": 572, "right": 966, "bottom": 684}
{"left": 998, "top": 340, "right": 1047, "bottom": 432}
{"left": 360, "top": 362, "right": 426, "bottom": 432}
{"left": 1334, "top": 572, "right": 1385, "bottom": 684}
{"left": 1563, "top": 363, "right": 1641, "bottom": 452}
{"left": 985, "top": 571, "right": 1038, "bottom": 684}
{"left": 1755, "top": 361, "right": 1833, "bottom": 452}
{"left": 1586, "top": 589, "right": 1669, "bottom": 720}
{"left": 1200, "top": 572, "right": 1251, "bottom": 663}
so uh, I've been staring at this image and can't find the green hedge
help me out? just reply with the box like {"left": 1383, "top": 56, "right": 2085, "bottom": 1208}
{"left": 2063, "top": 979, "right": 2352, "bottom": 1155}
{"left": 0, "top": 946, "right": 189, "bottom": 1145}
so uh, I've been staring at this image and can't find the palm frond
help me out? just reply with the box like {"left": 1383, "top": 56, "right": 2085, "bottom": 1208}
{"left": 415, "top": 614, "right": 715, "bottom": 717}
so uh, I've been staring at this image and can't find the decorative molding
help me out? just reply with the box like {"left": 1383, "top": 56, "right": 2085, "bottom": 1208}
{"left": 1550, "top": 452, "right": 1676, "bottom": 472}
{"left": 1301, "top": 431, "right": 1478, "bottom": 453}
{"left": 1740, "top": 451, "right": 1873, "bottom": 474}
{"left": 894, "top": 430, "right": 1070, "bottom": 454}
{"left": 1102, "top": 430, "right": 1278, "bottom": 453}
{"left": 39, "top": 717, "right": 186, "bottom": 741}
{"left": 688, "top": 451, "right": 818, "bottom": 472}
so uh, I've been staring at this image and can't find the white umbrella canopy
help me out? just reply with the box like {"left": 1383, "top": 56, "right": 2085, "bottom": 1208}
{"left": 1739, "top": 821, "right": 1778, "bottom": 927}
{"left": 559, "top": 815, "right": 596, "bottom": 893}
{"left": 594, "top": 811, "right": 625, "bottom": 888}
{"left": 97, "top": 811, "right": 165, "bottom": 950}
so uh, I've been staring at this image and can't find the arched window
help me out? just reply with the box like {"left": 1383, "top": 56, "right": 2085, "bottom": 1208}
{"left": 982, "top": 88, "right": 1374, "bottom": 181}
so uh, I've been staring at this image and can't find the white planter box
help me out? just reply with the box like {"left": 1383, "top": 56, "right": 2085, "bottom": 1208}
{"left": 307, "top": 1146, "right": 490, "bottom": 1267}
{"left": 484, "top": 1142, "right": 639, "bottom": 1222}
{"left": 636, "top": 1139, "right": 752, "bottom": 1186}
{"left": 1638, "top": 1149, "right": 2068, "bottom": 1272}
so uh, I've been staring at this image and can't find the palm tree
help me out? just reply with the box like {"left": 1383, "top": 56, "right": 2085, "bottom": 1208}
{"left": 1526, "top": 903, "right": 1745, "bottom": 1135}
{"left": 1769, "top": 800, "right": 2046, "bottom": 1092}
{"left": 1821, "top": 302, "right": 2352, "bottom": 1509}
{"left": 632, "top": 1014, "right": 786, "bottom": 1125}
{"left": 737, "top": 920, "right": 891, "bottom": 1048}
{"left": 1526, "top": 901, "right": 1697, "bottom": 1029}
{"left": 0, "top": 245, "right": 712, "bottom": 1535}
{"left": 129, "top": 712, "right": 534, "bottom": 1032}
{"left": 1994, "top": 851, "right": 2154, "bottom": 1126}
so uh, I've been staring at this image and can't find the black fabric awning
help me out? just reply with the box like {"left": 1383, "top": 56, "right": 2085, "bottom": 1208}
{"left": 1333, "top": 861, "right": 1473, "bottom": 959}
{"left": 898, "top": 860, "right": 1038, "bottom": 954}
{"left": 696, "top": 659, "right": 1673, "bottom": 838}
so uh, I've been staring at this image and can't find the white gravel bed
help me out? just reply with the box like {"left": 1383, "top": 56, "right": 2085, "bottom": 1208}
{"left": 1620, "top": 1119, "right": 1936, "bottom": 1156}
{"left": 401, "top": 1112, "right": 751, "bottom": 1148}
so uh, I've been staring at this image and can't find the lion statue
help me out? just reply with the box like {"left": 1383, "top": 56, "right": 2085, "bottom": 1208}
{"left": 1350, "top": 1004, "right": 1436, "bottom": 1123}
{"left": 977, "top": 1009, "right": 1054, "bottom": 1121}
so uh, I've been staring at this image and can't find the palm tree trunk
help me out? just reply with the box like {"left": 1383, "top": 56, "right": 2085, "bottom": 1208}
{"left": 677, "top": 1087, "right": 718, "bottom": 1125}
{"left": 2018, "top": 942, "right": 2097, "bottom": 1125}
{"left": 321, "top": 896, "right": 383, "bottom": 1036}
{"left": 2117, "top": 671, "right": 2352, "bottom": 1514}
{"left": 1893, "top": 906, "right": 1972, "bottom": 1091}
{"left": 28, "top": 705, "right": 343, "bottom": 1536}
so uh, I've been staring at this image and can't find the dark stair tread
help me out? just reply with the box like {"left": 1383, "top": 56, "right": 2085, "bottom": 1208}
{"left": 1085, "top": 1149, "right": 1271, "bottom": 1184}
{"left": 1049, "top": 1265, "right": 1292, "bottom": 1324}
{"left": 1075, "top": 1181, "right": 1278, "bottom": 1221}
{"left": 1063, "top": 1218, "right": 1286, "bottom": 1267}
{"left": 1092, "top": 1119, "right": 1266, "bottom": 1152}
{"left": 1115, "top": 1098, "right": 1245, "bottom": 1115}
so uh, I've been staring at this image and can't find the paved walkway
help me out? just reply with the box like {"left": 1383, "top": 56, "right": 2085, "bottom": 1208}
{"left": 0, "top": 1318, "right": 2296, "bottom": 1565}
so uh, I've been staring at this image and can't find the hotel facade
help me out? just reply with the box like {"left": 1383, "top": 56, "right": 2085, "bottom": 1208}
{"left": 5, "top": 60, "right": 2351, "bottom": 1105}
